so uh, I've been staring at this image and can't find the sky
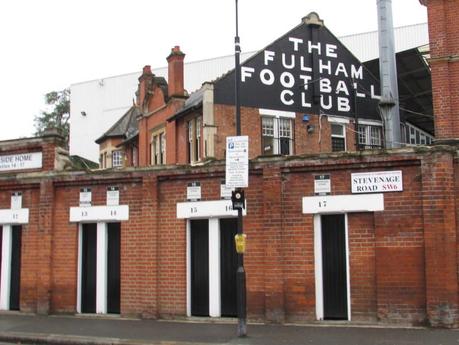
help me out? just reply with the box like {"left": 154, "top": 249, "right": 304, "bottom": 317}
{"left": 0, "top": 0, "right": 427, "bottom": 141}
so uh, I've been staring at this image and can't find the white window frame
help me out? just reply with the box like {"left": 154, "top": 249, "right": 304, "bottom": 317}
{"left": 406, "top": 123, "right": 433, "bottom": 146}
{"left": 259, "top": 109, "right": 295, "bottom": 156}
{"left": 187, "top": 117, "right": 203, "bottom": 164}
{"left": 111, "top": 150, "right": 123, "bottom": 168}
{"left": 330, "top": 123, "right": 346, "bottom": 152}
{"left": 357, "top": 122, "right": 383, "bottom": 149}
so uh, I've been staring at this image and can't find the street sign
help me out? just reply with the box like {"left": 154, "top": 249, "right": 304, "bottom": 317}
{"left": 225, "top": 136, "right": 249, "bottom": 188}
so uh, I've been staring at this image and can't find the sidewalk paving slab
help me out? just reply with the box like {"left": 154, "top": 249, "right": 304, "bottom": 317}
{"left": 0, "top": 314, "right": 457, "bottom": 345}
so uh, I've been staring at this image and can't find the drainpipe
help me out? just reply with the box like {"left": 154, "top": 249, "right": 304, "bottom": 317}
{"left": 377, "top": 0, "right": 401, "bottom": 148}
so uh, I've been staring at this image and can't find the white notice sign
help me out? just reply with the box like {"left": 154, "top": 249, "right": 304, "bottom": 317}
{"left": 220, "top": 180, "right": 234, "bottom": 200}
{"left": 0, "top": 152, "right": 42, "bottom": 172}
{"left": 79, "top": 188, "right": 92, "bottom": 207}
{"left": 351, "top": 170, "right": 403, "bottom": 194}
{"left": 11, "top": 192, "right": 22, "bottom": 210}
{"left": 106, "top": 187, "right": 119, "bottom": 206}
{"left": 225, "top": 136, "right": 249, "bottom": 188}
{"left": 187, "top": 182, "right": 201, "bottom": 201}
{"left": 314, "top": 175, "right": 331, "bottom": 195}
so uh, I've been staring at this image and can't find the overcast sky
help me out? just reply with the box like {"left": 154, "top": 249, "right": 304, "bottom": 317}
{"left": 0, "top": 0, "right": 427, "bottom": 141}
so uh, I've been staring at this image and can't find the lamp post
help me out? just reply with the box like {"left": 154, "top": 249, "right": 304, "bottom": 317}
{"left": 234, "top": 0, "right": 247, "bottom": 337}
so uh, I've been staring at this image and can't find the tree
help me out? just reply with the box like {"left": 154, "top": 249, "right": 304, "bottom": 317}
{"left": 34, "top": 88, "right": 70, "bottom": 140}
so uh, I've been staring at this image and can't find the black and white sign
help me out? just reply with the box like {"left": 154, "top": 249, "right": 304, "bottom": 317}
{"left": 302, "top": 194, "right": 384, "bottom": 214}
{"left": 69, "top": 205, "right": 129, "bottom": 222}
{"left": 0, "top": 152, "right": 42, "bottom": 172}
{"left": 11, "top": 192, "right": 22, "bottom": 210}
{"left": 314, "top": 175, "right": 331, "bottom": 195}
{"left": 0, "top": 208, "right": 29, "bottom": 225}
{"left": 225, "top": 136, "right": 249, "bottom": 188}
{"left": 79, "top": 188, "right": 92, "bottom": 207}
{"left": 214, "top": 21, "right": 381, "bottom": 120}
{"left": 220, "top": 180, "right": 234, "bottom": 200}
{"left": 351, "top": 170, "right": 403, "bottom": 194}
{"left": 177, "top": 200, "right": 247, "bottom": 219}
{"left": 187, "top": 182, "right": 201, "bottom": 201}
{"left": 106, "top": 186, "right": 119, "bottom": 206}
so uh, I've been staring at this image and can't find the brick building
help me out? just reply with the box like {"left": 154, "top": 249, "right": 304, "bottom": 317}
{"left": 1, "top": 2, "right": 459, "bottom": 328}
{"left": 96, "top": 13, "right": 433, "bottom": 168}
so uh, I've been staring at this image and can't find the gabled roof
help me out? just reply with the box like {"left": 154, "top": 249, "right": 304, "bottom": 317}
{"left": 167, "top": 87, "right": 205, "bottom": 122}
{"left": 213, "top": 13, "right": 382, "bottom": 121}
{"left": 95, "top": 105, "right": 140, "bottom": 144}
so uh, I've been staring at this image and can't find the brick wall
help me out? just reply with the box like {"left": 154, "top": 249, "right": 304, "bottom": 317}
{"left": 0, "top": 147, "right": 458, "bottom": 327}
{"left": 426, "top": 0, "right": 459, "bottom": 140}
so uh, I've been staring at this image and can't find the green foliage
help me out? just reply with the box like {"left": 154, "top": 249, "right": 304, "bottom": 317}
{"left": 34, "top": 88, "right": 70, "bottom": 140}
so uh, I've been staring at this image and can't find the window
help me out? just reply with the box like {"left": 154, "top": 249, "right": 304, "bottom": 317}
{"left": 152, "top": 131, "right": 166, "bottom": 165}
{"left": 358, "top": 124, "right": 383, "bottom": 149}
{"left": 406, "top": 123, "right": 433, "bottom": 146}
{"left": 112, "top": 151, "right": 123, "bottom": 167}
{"left": 132, "top": 146, "right": 138, "bottom": 167}
{"left": 331, "top": 123, "right": 346, "bottom": 152}
{"left": 187, "top": 117, "right": 202, "bottom": 164}
{"left": 261, "top": 116, "right": 293, "bottom": 155}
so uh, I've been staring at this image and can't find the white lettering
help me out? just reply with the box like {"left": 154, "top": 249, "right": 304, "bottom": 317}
{"left": 282, "top": 54, "right": 295, "bottom": 69}
{"left": 308, "top": 41, "right": 321, "bottom": 55}
{"left": 319, "top": 59, "right": 331, "bottom": 74}
{"left": 260, "top": 69, "right": 275, "bottom": 85}
{"left": 320, "top": 95, "right": 332, "bottom": 110}
{"left": 301, "top": 92, "right": 312, "bottom": 108}
{"left": 280, "top": 72, "right": 295, "bottom": 88}
{"left": 335, "top": 62, "right": 349, "bottom": 77}
{"left": 264, "top": 50, "right": 275, "bottom": 65}
{"left": 241, "top": 67, "right": 254, "bottom": 82}
{"left": 280, "top": 90, "right": 294, "bottom": 105}
{"left": 320, "top": 78, "right": 332, "bottom": 93}
{"left": 338, "top": 97, "right": 351, "bottom": 112}
{"left": 371, "top": 85, "right": 381, "bottom": 100}
{"left": 300, "top": 56, "right": 312, "bottom": 72}
{"left": 351, "top": 65, "right": 363, "bottom": 80}
{"left": 299, "top": 75, "right": 312, "bottom": 90}
{"left": 326, "top": 44, "right": 338, "bottom": 58}
{"left": 336, "top": 80, "right": 349, "bottom": 96}
{"left": 289, "top": 37, "right": 303, "bottom": 51}
{"left": 354, "top": 83, "right": 366, "bottom": 98}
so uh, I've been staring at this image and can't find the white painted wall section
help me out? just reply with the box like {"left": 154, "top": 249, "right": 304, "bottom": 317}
{"left": 0, "top": 226, "right": 12, "bottom": 310}
{"left": 208, "top": 219, "right": 221, "bottom": 317}
{"left": 96, "top": 222, "right": 108, "bottom": 314}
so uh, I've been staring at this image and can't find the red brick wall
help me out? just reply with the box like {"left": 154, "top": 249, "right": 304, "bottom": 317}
{"left": 213, "top": 104, "right": 359, "bottom": 160}
{"left": 426, "top": 0, "right": 459, "bottom": 140}
{"left": 1, "top": 147, "right": 459, "bottom": 327}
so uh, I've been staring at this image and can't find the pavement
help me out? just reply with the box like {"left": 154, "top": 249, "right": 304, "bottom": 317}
{"left": 0, "top": 313, "right": 457, "bottom": 345}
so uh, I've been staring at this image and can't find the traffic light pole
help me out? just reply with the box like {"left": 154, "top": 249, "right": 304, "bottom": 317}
{"left": 234, "top": 0, "right": 247, "bottom": 337}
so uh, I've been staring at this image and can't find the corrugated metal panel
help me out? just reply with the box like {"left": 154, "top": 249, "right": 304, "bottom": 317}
{"left": 340, "top": 23, "right": 428, "bottom": 62}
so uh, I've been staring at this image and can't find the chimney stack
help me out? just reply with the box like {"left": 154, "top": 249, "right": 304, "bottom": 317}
{"left": 137, "top": 65, "right": 154, "bottom": 108}
{"left": 167, "top": 46, "right": 185, "bottom": 97}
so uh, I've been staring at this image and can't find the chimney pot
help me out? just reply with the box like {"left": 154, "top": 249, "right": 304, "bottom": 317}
{"left": 143, "top": 65, "right": 152, "bottom": 74}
